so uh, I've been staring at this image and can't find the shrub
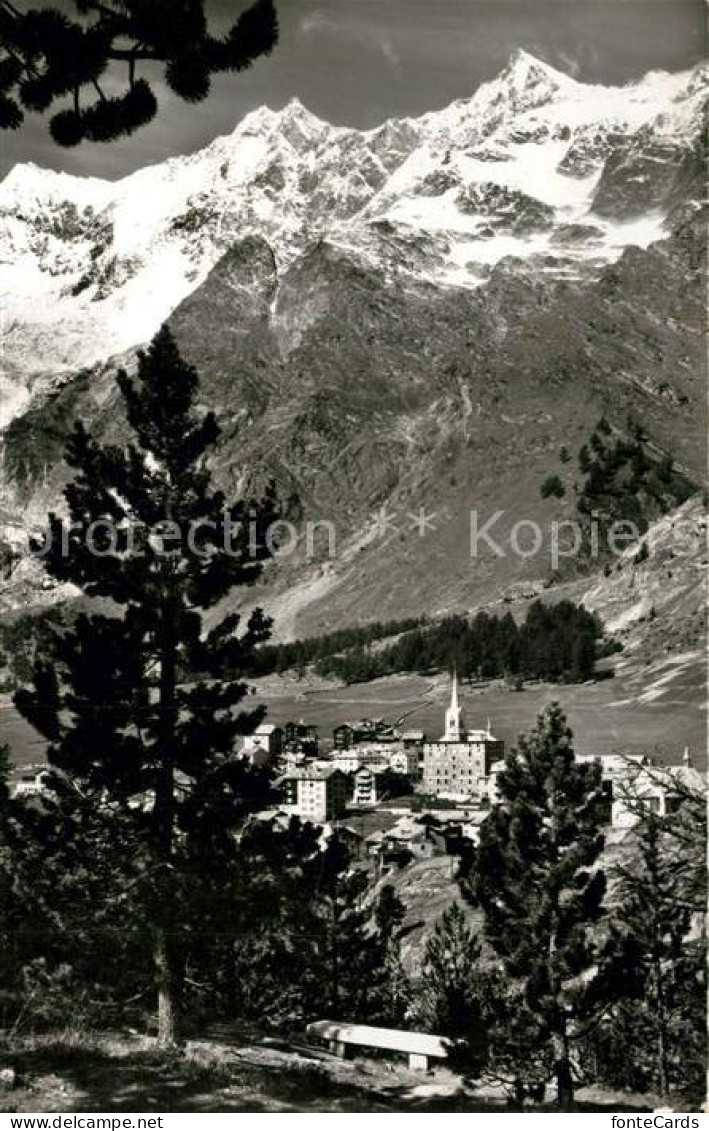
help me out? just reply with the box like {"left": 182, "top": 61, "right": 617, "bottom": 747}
{"left": 540, "top": 475, "right": 566, "bottom": 500}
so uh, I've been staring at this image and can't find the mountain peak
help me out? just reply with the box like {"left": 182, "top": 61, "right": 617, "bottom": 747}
{"left": 283, "top": 95, "right": 308, "bottom": 115}
{"left": 233, "top": 96, "right": 325, "bottom": 144}
{"left": 499, "top": 47, "right": 577, "bottom": 92}
{"left": 507, "top": 47, "right": 544, "bottom": 69}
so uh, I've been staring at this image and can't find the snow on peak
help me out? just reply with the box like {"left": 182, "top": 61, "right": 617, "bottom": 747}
{"left": 0, "top": 52, "right": 703, "bottom": 405}
{"left": 498, "top": 48, "right": 578, "bottom": 94}
{"left": 0, "top": 160, "right": 111, "bottom": 210}
{"left": 232, "top": 96, "right": 328, "bottom": 146}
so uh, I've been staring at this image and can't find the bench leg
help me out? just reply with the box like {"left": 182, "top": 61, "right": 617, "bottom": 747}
{"left": 330, "top": 1040, "right": 348, "bottom": 1059}
{"left": 409, "top": 1053, "right": 429, "bottom": 1071}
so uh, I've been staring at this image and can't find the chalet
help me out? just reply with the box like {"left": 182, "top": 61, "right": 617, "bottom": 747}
{"left": 285, "top": 720, "right": 318, "bottom": 744}
{"left": 382, "top": 816, "right": 434, "bottom": 862}
{"left": 388, "top": 746, "right": 421, "bottom": 779}
{"left": 333, "top": 718, "right": 399, "bottom": 749}
{"left": 283, "top": 720, "right": 319, "bottom": 758}
{"left": 333, "top": 723, "right": 356, "bottom": 750}
{"left": 400, "top": 729, "right": 426, "bottom": 779}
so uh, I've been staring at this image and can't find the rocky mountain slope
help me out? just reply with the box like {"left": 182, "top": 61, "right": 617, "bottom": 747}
{"left": 0, "top": 51, "right": 706, "bottom": 644}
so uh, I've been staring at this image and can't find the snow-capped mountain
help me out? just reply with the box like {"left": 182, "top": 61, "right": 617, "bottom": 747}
{"left": 1, "top": 49, "right": 706, "bottom": 424}
{"left": 0, "top": 50, "right": 705, "bottom": 644}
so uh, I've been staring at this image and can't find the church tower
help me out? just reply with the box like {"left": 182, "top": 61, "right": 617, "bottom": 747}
{"left": 443, "top": 670, "right": 465, "bottom": 741}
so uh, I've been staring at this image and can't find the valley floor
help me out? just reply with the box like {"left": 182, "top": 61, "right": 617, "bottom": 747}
{"left": 255, "top": 656, "right": 707, "bottom": 765}
{"left": 3, "top": 649, "right": 706, "bottom": 779}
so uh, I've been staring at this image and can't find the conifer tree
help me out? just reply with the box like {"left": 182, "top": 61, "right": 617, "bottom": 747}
{"left": 419, "top": 902, "right": 485, "bottom": 1043}
{"left": 309, "top": 836, "right": 408, "bottom": 1024}
{"left": 317, "top": 836, "right": 373, "bottom": 1020}
{"left": 177, "top": 814, "right": 310, "bottom": 1027}
{"left": 474, "top": 704, "right": 607, "bottom": 1109}
{"left": 0, "top": 743, "right": 12, "bottom": 986}
{"left": 600, "top": 801, "right": 706, "bottom": 1098}
{"left": 371, "top": 883, "right": 409, "bottom": 1026}
{"left": 2, "top": 777, "right": 152, "bottom": 1031}
{"left": 15, "top": 324, "right": 278, "bottom": 1046}
{"left": 0, "top": 0, "right": 278, "bottom": 145}
{"left": 416, "top": 902, "right": 550, "bottom": 1097}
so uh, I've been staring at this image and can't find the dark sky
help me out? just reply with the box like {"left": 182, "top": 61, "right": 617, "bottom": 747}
{"left": 1, "top": 0, "right": 706, "bottom": 180}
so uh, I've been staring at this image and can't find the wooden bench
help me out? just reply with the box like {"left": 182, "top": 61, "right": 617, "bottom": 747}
{"left": 306, "top": 1020, "right": 451, "bottom": 1071}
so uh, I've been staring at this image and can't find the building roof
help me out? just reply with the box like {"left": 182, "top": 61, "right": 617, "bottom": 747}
{"left": 614, "top": 763, "right": 706, "bottom": 799}
{"left": 576, "top": 753, "right": 646, "bottom": 774}
{"left": 386, "top": 816, "right": 427, "bottom": 841}
{"left": 653, "top": 764, "right": 705, "bottom": 793}
{"left": 283, "top": 765, "right": 344, "bottom": 782}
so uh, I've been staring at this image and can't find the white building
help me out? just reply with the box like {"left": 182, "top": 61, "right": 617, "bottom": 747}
{"left": 281, "top": 766, "right": 349, "bottom": 823}
{"left": 611, "top": 754, "right": 704, "bottom": 829}
{"left": 352, "top": 765, "right": 377, "bottom": 808}
{"left": 422, "top": 673, "right": 504, "bottom": 799}
{"left": 388, "top": 746, "right": 421, "bottom": 778}
{"left": 241, "top": 723, "right": 283, "bottom": 767}
{"left": 332, "top": 743, "right": 417, "bottom": 778}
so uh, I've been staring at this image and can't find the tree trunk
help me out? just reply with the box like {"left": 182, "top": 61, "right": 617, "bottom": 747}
{"left": 553, "top": 1030, "right": 574, "bottom": 1111}
{"left": 154, "top": 925, "right": 177, "bottom": 1048}
{"left": 330, "top": 896, "right": 340, "bottom": 1019}
{"left": 548, "top": 797, "right": 574, "bottom": 1112}
{"left": 153, "top": 602, "right": 179, "bottom": 1046}
{"left": 655, "top": 953, "right": 671, "bottom": 1098}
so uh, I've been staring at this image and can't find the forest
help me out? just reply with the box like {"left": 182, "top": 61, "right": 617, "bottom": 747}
{"left": 311, "top": 602, "right": 603, "bottom": 685}
{"left": 542, "top": 417, "right": 697, "bottom": 573}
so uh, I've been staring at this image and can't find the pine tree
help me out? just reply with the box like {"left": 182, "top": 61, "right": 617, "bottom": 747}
{"left": 372, "top": 883, "right": 409, "bottom": 1026}
{"left": 203, "top": 815, "right": 327, "bottom": 1029}
{"left": 0, "top": 0, "right": 278, "bottom": 145}
{"left": 2, "top": 779, "right": 152, "bottom": 1031}
{"left": 419, "top": 903, "right": 485, "bottom": 1042}
{"left": 308, "top": 835, "right": 408, "bottom": 1024}
{"left": 601, "top": 800, "right": 706, "bottom": 1099}
{"left": 14, "top": 325, "right": 278, "bottom": 1046}
{"left": 317, "top": 836, "right": 372, "bottom": 1020}
{"left": 416, "top": 902, "right": 549, "bottom": 1095}
{"left": 474, "top": 704, "right": 607, "bottom": 1109}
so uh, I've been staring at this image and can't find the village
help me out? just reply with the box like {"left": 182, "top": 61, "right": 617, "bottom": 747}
{"left": 13, "top": 673, "right": 702, "bottom": 873}
{"left": 15, "top": 673, "right": 690, "bottom": 880}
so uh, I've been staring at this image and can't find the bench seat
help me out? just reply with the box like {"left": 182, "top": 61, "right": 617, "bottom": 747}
{"left": 306, "top": 1020, "right": 450, "bottom": 1071}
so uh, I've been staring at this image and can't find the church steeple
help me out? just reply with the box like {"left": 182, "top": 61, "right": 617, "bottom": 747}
{"left": 444, "top": 669, "right": 464, "bottom": 741}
